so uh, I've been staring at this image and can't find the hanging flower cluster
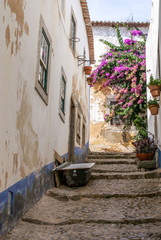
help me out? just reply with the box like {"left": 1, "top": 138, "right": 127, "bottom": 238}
{"left": 90, "top": 26, "right": 147, "bottom": 126}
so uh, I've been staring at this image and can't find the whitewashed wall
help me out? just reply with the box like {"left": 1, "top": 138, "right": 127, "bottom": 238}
{"left": 146, "top": 0, "right": 161, "bottom": 149}
{"left": 0, "top": 0, "right": 90, "bottom": 192}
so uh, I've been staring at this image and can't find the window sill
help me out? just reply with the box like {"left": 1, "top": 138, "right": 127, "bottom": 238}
{"left": 59, "top": 109, "right": 65, "bottom": 123}
{"left": 35, "top": 81, "right": 48, "bottom": 105}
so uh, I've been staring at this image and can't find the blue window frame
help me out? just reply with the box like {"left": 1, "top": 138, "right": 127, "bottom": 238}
{"left": 60, "top": 74, "right": 66, "bottom": 114}
{"left": 39, "top": 28, "right": 50, "bottom": 92}
{"left": 70, "top": 15, "right": 76, "bottom": 51}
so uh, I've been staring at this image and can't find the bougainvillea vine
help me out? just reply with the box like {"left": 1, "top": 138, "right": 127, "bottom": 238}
{"left": 90, "top": 26, "right": 147, "bottom": 130}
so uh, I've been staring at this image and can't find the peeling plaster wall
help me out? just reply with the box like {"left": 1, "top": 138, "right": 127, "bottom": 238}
{"left": 90, "top": 25, "right": 149, "bottom": 152}
{"left": 0, "top": 0, "right": 90, "bottom": 235}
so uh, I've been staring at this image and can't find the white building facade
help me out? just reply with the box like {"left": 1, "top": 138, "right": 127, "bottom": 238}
{"left": 0, "top": 0, "right": 94, "bottom": 235}
{"left": 146, "top": 0, "right": 161, "bottom": 168}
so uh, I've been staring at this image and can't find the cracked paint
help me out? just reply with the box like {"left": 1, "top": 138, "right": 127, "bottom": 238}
{"left": 17, "top": 83, "right": 40, "bottom": 173}
{"left": 4, "top": 0, "right": 29, "bottom": 54}
{"left": 5, "top": 172, "right": 8, "bottom": 188}
{"left": 5, "top": 24, "right": 10, "bottom": 48}
{"left": 13, "top": 153, "right": 18, "bottom": 174}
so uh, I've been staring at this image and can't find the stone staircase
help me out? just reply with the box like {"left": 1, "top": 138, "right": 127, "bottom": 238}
{"left": 87, "top": 151, "right": 161, "bottom": 180}
{"left": 4, "top": 151, "right": 161, "bottom": 239}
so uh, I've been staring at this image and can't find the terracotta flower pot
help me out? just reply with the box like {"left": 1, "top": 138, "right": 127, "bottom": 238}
{"left": 148, "top": 85, "right": 161, "bottom": 97}
{"left": 84, "top": 66, "right": 92, "bottom": 75}
{"left": 148, "top": 104, "right": 159, "bottom": 115}
{"left": 136, "top": 153, "right": 155, "bottom": 161}
{"left": 86, "top": 77, "right": 93, "bottom": 85}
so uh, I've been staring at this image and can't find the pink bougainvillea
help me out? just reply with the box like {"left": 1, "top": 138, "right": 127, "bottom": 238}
{"left": 90, "top": 25, "right": 147, "bottom": 127}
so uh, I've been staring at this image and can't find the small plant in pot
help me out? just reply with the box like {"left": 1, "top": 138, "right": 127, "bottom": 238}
{"left": 86, "top": 76, "right": 93, "bottom": 85}
{"left": 132, "top": 137, "right": 157, "bottom": 161}
{"left": 147, "top": 99, "right": 160, "bottom": 115}
{"left": 147, "top": 74, "right": 161, "bottom": 97}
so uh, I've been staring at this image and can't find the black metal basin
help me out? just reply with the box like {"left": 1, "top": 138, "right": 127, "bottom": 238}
{"left": 61, "top": 163, "right": 95, "bottom": 187}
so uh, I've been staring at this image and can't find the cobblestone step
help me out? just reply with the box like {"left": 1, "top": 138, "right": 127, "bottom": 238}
{"left": 3, "top": 151, "right": 161, "bottom": 240}
{"left": 91, "top": 170, "right": 161, "bottom": 180}
{"left": 86, "top": 158, "right": 137, "bottom": 165}
{"left": 21, "top": 195, "right": 161, "bottom": 226}
{"left": 46, "top": 178, "right": 161, "bottom": 199}
{"left": 88, "top": 154, "right": 137, "bottom": 159}
{"left": 88, "top": 151, "right": 136, "bottom": 156}
{"left": 93, "top": 163, "right": 138, "bottom": 173}
{"left": 3, "top": 221, "right": 161, "bottom": 240}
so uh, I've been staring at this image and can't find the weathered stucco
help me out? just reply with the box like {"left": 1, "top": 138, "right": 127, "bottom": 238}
{"left": 17, "top": 83, "right": 40, "bottom": 171}
{"left": 4, "top": 0, "right": 29, "bottom": 54}
{"left": 90, "top": 122, "right": 135, "bottom": 152}
{"left": 5, "top": 24, "right": 10, "bottom": 48}
{"left": 0, "top": 0, "right": 92, "bottom": 235}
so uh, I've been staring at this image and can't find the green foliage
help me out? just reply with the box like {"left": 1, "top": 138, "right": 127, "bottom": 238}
{"left": 116, "top": 26, "right": 124, "bottom": 47}
{"left": 133, "top": 115, "right": 148, "bottom": 140}
{"left": 99, "top": 39, "right": 120, "bottom": 50}
{"left": 147, "top": 99, "right": 160, "bottom": 107}
{"left": 148, "top": 74, "right": 161, "bottom": 86}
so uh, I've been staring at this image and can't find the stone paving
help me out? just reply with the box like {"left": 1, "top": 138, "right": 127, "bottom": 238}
{"left": 93, "top": 164, "right": 138, "bottom": 173}
{"left": 2, "top": 152, "right": 161, "bottom": 240}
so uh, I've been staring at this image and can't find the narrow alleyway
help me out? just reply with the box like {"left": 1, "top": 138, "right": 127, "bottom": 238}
{"left": 3, "top": 152, "right": 161, "bottom": 240}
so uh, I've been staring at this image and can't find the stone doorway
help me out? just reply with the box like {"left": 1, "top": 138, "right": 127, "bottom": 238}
{"left": 68, "top": 98, "right": 76, "bottom": 163}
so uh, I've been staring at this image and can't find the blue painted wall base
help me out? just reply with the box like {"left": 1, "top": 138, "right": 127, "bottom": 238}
{"left": 0, "top": 142, "right": 89, "bottom": 237}
{"left": 0, "top": 162, "right": 54, "bottom": 236}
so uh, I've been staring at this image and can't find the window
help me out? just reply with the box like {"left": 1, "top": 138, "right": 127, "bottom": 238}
{"left": 110, "top": 101, "right": 127, "bottom": 125}
{"left": 59, "top": 70, "right": 66, "bottom": 122}
{"left": 35, "top": 16, "right": 52, "bottom": 105}
{"left": 39, "top": 29, "right": 49, "bottom": 92}
{"left": 76, "top": 113, "right": 81, "bottom": 144}
{"left": 110, "top": 101, "right": 122, "bottom": 125}
{"left": 70, "top": 14, "right": 76, "bottom": 53}
{"left": 60, "top": 75, "right": 66, "bottom": 114}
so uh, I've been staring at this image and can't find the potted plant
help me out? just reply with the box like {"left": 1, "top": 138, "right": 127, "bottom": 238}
{"left": 147, "top": 99, "right": 160, "bottom": 115}
{"left": 86, "top": 77, "right": 93, "bottom": 85}
{"left": 147, "top": 74, "right": 161, "bottom": 97}
{"left": 132, "top": 137, "right": 157, "bottom": 161}
{"left": 84, "top": 66, "right": 92, "bottom": 75}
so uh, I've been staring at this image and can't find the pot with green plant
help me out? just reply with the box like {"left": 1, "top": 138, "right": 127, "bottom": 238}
{"left": 86, "top": 77, "right": 93, "bottom": 85}
{"left": 132, "top": 137, "right": 157, "bottom": 161}
{"left": 148, "top": 74, "right": 161, "bottom": 97}
{"left": 147, "top": 99, "right": 160, "bottom": 115}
